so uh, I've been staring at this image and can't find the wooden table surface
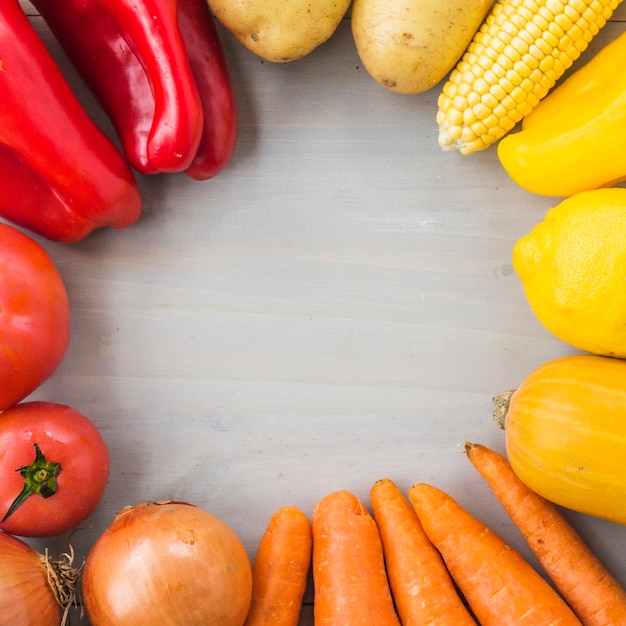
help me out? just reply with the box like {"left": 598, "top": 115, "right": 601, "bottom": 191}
{"left": 14, "top": 2, "right": 626, "bottom": 623}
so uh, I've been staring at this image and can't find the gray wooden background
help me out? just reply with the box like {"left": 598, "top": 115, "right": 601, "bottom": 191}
{"left": 14, "top": 2, "right": 626, "bottom": 623}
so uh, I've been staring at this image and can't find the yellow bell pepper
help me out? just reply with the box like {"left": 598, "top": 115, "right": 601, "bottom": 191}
{"left": 497, "top": 31, "right": 626, "bottom": 197}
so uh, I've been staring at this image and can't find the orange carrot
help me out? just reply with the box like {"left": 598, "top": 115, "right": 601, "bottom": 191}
{"left": 370, "top": 478, "right": 477, "bottom": 626}
{"left": 408, "top": 482, "right": 582, "bottom": 626}
{"left": 312, "top": 489, "right": 400, "bottom": 626}
{"left": 243, "top": 505, "right": 312, "bottom": 626}
{"left": 465, "top": 441, "right": 626, "bottom": 626}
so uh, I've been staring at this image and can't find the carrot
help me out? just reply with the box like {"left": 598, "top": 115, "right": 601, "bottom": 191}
{"left": 311, "top": 489, "right": 400, "bottom": 626}
{"left": 370, "top": 478, "right": 477, "bottom": 626}
{"left": 408, "top": 482, "right": 582, "bottom": 626}
{"left": 243, "top": 505, "right": 312, "bottom": 626}
{"left": 465, "top": 441, "right": 626, "bottom": 626}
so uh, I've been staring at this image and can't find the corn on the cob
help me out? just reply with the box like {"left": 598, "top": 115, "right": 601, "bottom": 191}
{"left": 436, "top": 0, "right": 622, "bottom": 155}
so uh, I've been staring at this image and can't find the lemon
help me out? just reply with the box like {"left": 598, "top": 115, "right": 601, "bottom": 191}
{"left": 513, "top": 188, "right": 626, "bottom": 358}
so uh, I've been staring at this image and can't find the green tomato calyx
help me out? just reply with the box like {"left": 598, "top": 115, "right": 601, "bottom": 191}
{"left": 1, "top": 443, "right": 62, "bottom": 522}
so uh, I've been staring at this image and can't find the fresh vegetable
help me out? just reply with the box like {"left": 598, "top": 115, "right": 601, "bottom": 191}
{"left": 465, "top": 442, "right": 626, "bottom": 626}
{"left": 498, "top": 31, "right": 626, "bottom": 195}
{"left": 436, "top": 0, "right": 621, "bottom": 154}
{"left": 513, "top": 189, "right": 626, "bottom": 358}
{"left": 0, "top": 530, "right": 80, "bottom": 626}
{"left": 351, "top": 0, "right": 493, "bottom": 94}
{"left": 178, "top": 0, "right": 238, "bottom": 180}
{"left": 370, "top": 478, "right": 477, "bottom": 625}
{"left": 493, "top": 354, "right": 626, "bottom": 525}
{"left": 312, "top": 490, "right": 400, "bottom": 625}
{"left": 0, "top": 0, "right": 141, "bottom": 242}
{"left": 408, "top": 483, "right": 582, "bottom": 625}
{"left": 243, "top": 505, "right": 312, "bottom": 626}
{"left": 0, "top": 401, "right": 109, "bottom": 538}
{"left": 33, "top": 0, "right": 237, "bottom": 178}
{"left": 82, "top": 501, "right": 252, "bottom": 625}
{"left": 207, "top": 0, "right": 351, "bottom": 62}
{"left": 0, "top": 224, "right": 70, "bottom": 411}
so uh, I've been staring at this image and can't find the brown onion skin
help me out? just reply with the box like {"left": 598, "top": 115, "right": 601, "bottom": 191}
{"left": 0, "top": 531, "right": 60, "bottom": 626}
{"left": 82, "top": 501, "right": 253, "bottom": 625}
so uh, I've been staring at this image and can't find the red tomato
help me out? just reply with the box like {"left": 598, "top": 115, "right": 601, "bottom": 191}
{"left": 0, "top": 401, "right": 109, "bottom": 537}
{"left": 0, "top": 223, "right": 70, "bottom": 410}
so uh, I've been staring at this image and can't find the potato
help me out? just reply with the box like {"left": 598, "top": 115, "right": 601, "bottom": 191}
{"left": 207, "top": 0, "right": 352, "bottom": 63}
{"left": 351, "top": 0, "right": 494, "bottom": 94}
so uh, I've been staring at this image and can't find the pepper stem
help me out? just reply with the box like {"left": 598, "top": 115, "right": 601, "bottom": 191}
{"left": 1, "top": 443, "right": 62, "bottom": 522}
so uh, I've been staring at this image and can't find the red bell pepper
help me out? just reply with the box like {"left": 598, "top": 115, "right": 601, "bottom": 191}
{"left": 32, "top": 0, "right": 238, "bottom": 179}
{"left": 0, "top": 0, "right": 142, "bottom": 243}
{"left": 178, "top": 0, "right": 238, "bottom": 180}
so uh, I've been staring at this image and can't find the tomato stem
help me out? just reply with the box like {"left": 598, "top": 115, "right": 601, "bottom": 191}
{"left": 1, "top": 443, "right": 62, "bottom": 522}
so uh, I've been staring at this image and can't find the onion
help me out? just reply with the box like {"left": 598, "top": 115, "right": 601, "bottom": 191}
{"left": 0, "top": 530, "right": 79, "bottom": 626}
{"left": 82, "top": 501, "right": 253, "bottom": 625}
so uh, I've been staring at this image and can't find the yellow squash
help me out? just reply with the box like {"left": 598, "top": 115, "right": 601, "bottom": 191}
{"left": 494, "top": 355, "right": 626, "bottom": 525}
{"left": 498, "top": 31, "right": 626, "bottom": 196}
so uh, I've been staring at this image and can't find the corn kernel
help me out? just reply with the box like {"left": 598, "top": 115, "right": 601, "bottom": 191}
{"left": 461, "top": 126, "right": 481, "bottom": 144}
{"left": 555, "top": 12, "right": 574, "bottom": 30}
{"left": 452, "top": 84, "right": 467, "bottom": 100}
{"left": 497, "top": 51, "right": 515, "bottom": 71}
{"left": 511, "top": 85, "right": 528, "bottom": 104}
{"left": 542, "top": 29, "right": 559, "bottom": 48}
{"left": 573, "top": 36, "right": 589, "bottom": 51}
{"left": 473, "top": 77, "right": 491, "bottom": 95}
{"left": 453, "top": 95, "right": 467, "bottom": 112}
{"left": 547, "top": 21, "right": 565, "bottom": 40}
{"left": 546, "top": 0, "right": 565, "bottom": 14}
{"left": 474, "top": 102, "right": 493, "bottom": 120}
{"left": 533, "top": 37, "right": 553, "bottom": 56}
{"left": 532, "top": 13, "right": 550, "bottom": 31}
{"left": 505, "top": 67, "right": 523, "bottom": 86}
{"left": 500, "top": 94, "right": 518, "bottom": 112}
{"left": 470, "top": 119, "right": 489, "bottom": 138}
{"left": 513, "top": 59, "right": 532, "bottom": 77}
{"left": 492, "top": 103, "right": 508, "bottom": 119}
{"left": 466, "top": 91, "right": 482, "bottom": 107}
{"left": 490, "top": 83, "right": 508, "bottom": 101}
{"left": 523, "top": 51, "right": 541, "bottom": 69}
{"left": 512, "top": 35, "right": 531, "bottom": 55}
{"left": 538, "top": 54, "right": 555, "bottom": 72}
{"left": 517, "top": 6, "right": 535, "bottom": 23}
{"left": 482, "top": 113, "right": 500, "bottom": 129}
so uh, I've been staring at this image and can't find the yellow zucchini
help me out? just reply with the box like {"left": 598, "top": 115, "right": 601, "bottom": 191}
{"left": 494, "top": 355, "right": 626, "bottom": 525}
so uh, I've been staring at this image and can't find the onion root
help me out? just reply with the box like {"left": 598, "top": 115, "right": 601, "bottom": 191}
{"left": 42, "top": 545, "right": 81, "bottom": 626}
